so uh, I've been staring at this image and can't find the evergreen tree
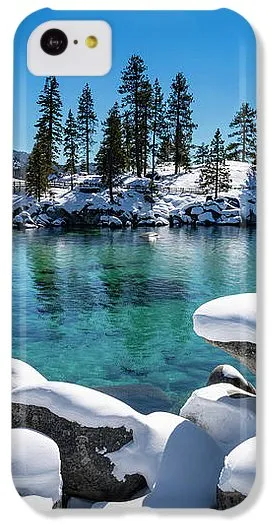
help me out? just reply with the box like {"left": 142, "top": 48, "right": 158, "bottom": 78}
{"left": 199, "top": 128, "right": 231, "bottom": 198}
{"left": 119, "top": 55, "right": 149, "bottom": 177}
{"left": 95, "top": 103, "right": 125, "bottom": 203}
{"left": 122, "top": 110, "right": 134, "bottom": 172}
{"left": 77, "top": 83, "right": 97, "bottom": 175}
{"left": 194, "top": 142, "right": 209, "bottom": 165}
{"left": 35, "top": 76, "right": 63, "bottom": 172}
{"left": 64, "top": 109, "right": 79, "bottom": 190}
{"left": 157, "top": 119, "right": 174, "bottom": 163}
{"left": 167, "top": 72, "right": 197, "bottom": 174}
{"left": 227, "top": 102, "right": 256, "bottom": 163}
{"left": 26, "top": 123, "right": 50, "bottom": 200}
{"left": 151, "top": 78, "right": 166, "bottom": 178}
{"left": 140, "top": 79, "right": 153, "bottom": 176}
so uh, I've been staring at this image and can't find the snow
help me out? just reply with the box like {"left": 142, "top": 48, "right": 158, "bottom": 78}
{"left": 12, "top": 381, "right": 184, "bottom": 490}
{"left": 143, "top": 419, "right": 224, "bottom": 508}
{"left": 197, "top": 211, "right": 215, "bottom": 224}
{"left": 12, "top": 359, "right": 47, "bottom": 390}
{"left": 193, "top": 293, "right": 256, "bottom": 343}
{"left": 180, "top": 383, "right": 256, "bottom": 454}
{"left": 218, "top": 437, "right": 256, "bottom": 496}
{"left": 221, "top": 364, "right": 249, "bottom": 381}
{"left": 94, "top": 420, "right": 224, "bottom": 509}
{"left": 23, "top": 495, "right": 56, "bottom": 511}
{"left": 12, "top": 428, "right": 62, "bottom": 504}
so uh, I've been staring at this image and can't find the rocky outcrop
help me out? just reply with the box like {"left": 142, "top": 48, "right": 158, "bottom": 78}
{"left": 193, "top": 294, "right": 256, "bottom": 374}
{"left": 207, "top": 364, "right": 256, "bottom": 394}
{"left": 12, "top": 402, "right": 146, "bottom": 502}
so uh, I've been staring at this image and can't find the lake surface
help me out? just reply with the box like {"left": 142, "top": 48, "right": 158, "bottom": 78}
{"left": 13, "top": 226, "right": 256, "bottom": 413}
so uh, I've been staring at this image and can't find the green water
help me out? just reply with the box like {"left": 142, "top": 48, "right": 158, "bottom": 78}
{"left": 13, "top": 226, "right": 256, "bottom": 413}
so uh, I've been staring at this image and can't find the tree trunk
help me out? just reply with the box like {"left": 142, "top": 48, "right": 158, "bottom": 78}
{"left": 215, "top": 138, "right": 219, "bottom": 199}
{"left": 151, "top": 100, "right": 157, "bottom": 179}
{"left": 86, "top": 115, "right": 90, "bottom": 176}
{"left": 143, "top": 106, "right": 148, "bottom": 177}
{"left": 175, "top": 90, "right": 181, "bottom": 175}
{"left": 242, "top": 118, "right": 246, "bottom": 162}
{"left": 134, "top": 78, "right": 141, "bottom": 177}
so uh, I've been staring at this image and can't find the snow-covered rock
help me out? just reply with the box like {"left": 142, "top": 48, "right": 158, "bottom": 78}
{"left": 207, "top": 364, "right": 256, "bottom": 395}
{"left": 179, "top": 383, "right": 256, "bottom": 454}
{"left": 190, "top": 205, "right": 204, "bottom": 215}
{"left": 99, "top": 215, "right": 123, "bottom": 228}
{"left": 128, "top": 178, "right": 151, "bottom": 191}
{"left": 13, "top": 211, "right": 36, "bottom": 228}
{"left": 12, "top": 381, "right": 186, "bottom": 501}
{"left": 217, "top": 437, "right": 256, "bottom": 509}
{"left": 193, "top": 294, "right": 256, "bottom": 373}
{"left": 12, "top": 359, "right": 48, "bottom": 391}
{"left": 52, "top": 218, "right": 66, "bottom": 227}
{"left": 35, "top": 213, "right": 52, "bottom": 227}
{"left": 93, "top": 419, "right": 224, "bottom": 509}
{"left": 12, "top": 428, "right": 62, "bottom": 506}
{"left": 197, "top": 211, "right": 216, "bottom": 224}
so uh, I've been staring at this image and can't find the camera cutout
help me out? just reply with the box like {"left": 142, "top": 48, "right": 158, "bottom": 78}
{"left": 40, "top": 29, "right": 68, "bottom": 56}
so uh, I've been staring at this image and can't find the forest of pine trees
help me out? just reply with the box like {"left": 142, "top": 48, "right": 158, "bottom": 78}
{"left": 26, "top": 56, "right": 256, "bottom": 200}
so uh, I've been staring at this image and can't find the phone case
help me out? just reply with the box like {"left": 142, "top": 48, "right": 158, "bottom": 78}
{"left": 12, "top": 8, "right": 256, "bottom": 511}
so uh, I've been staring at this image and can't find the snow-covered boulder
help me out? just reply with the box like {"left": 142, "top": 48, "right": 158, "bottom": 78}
{"left": 207, "top": 364, "right": 256, "bottom": 395}
{"left": 12, "top": 382, "right": 186, "bottom": 501}
{"left": 93, "top": 419, "right": 224, "bottom": 509}
{"left": 128, "top": 178, "right": 151, "bottom": 192}
{"left": 13, "top": 211, "right": 37, "bottom": 229}
{"left": 218, "top": 215, "right": 241, "bottom": 225}
{"left": 99, "top": 215, "right": 123, "bottom": 228}
{"left": 190, "top": 205, "right": 204, "bottom": 216}
{"left": 179, "top": 383, "right": 256, "bottom": 454}
{"left": 193, "top": 294, "right": 256, "bottom": 373}
{"left": 217, "top": 437, "right": 256, "bottom": 509}
{"left": 155, "top": 217, "right": 169, "bottom": 227}
{"left": 197, "top": 211, "right": 216, "bottom": 225}
{"left": 12, "top": 428, "right": 62, "bottom": 507}
{"left": 52, "top": 218, "right": 66, "bottom": 227}
{"left": 12, "top": 359, "right": 48, "bottom": 391}
{"left": 35, "top": 213, "right": 52, "bottom": 227}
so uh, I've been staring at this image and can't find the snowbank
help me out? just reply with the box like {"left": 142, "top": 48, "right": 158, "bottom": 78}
{"left": 12, "top": 428, "right": 62, "bottom": 504}
{"left": 12, "top": 358, "right": 48, "bottom": 390}
{"left": 218, "top": 437, "right": 256, "bottom": 497}
{"left": 193, "top": 293, "right": 256, "bottom": 344}
{"left": 12, "top": 381, "right": 184, "bottom": 491}
{"left": 180, "top": 383, "right": 256, "bottom": 454}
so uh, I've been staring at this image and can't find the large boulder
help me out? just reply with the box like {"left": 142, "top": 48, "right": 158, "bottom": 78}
{"left": 12, "top": 428, "right": 62, "bottom": 508}
{"left": 217, "top": 437, "right": 256, "bottom": 509}
{"left": 193, "top": 294, "right": 256, "bottom": 374}
{"left": 12, "top": 381, "right": 185, "bottom": 502}
{"left": 92, "top": 419, "right": 224, "bottom": 509}
{"left": 179, "top": 383, "right": 256, "bottom": 454}
{"left": 207, "top": 364, "right": 256, "bottom": 395}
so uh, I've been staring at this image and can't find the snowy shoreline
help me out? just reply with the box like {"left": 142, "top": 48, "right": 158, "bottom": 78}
{"left": 13, "top": 161, "right": 256, "bottom": 231}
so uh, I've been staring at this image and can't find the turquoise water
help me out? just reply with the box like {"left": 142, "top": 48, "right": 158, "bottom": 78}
{"left": 13, "top": 227, "right": 256, "bottom": 413}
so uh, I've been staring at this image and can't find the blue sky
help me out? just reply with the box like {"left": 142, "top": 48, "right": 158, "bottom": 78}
{"left": 14, "top": 9, "right": 256, "bottom": 156}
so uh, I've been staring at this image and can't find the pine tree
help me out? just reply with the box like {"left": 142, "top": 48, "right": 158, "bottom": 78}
{"left": 95, "top": 103, "right": 125, "bottom": 203}
{"left": 199, "top": 129, "right": 231, "bottom": 198}
{"left": 194, "top": 142, "right": 209, "bottom": 166}
{"left": 64, "top": 109, "right": 79, "bottom": 190}
{"left": 227, "top": 102, "right": 256, "bottom": 163}
{"left": 157, "top": 119, "right": 173, "bottom": 163}
{"left": 139, "top": 79, "right": 153, "bottom": 176}
{"left": 167, "top": 72, "right": 197, "bottom": 174}
{"left": 151, "top": 78, "right": 166, "bottom": 178}
{"left": 77, "top": 83, "right": 97, "bottom": 175}
{"left": 119, "top": 55, "right": 149, "bottom": 177}
{"left": 35, "top": 76, "right": 63, "bottom": 172}
{"left": 26, "top": 123, "right": 50, "bottom": 200}
{"left": 122, "top": 110, "right": 134, "bottom": 172}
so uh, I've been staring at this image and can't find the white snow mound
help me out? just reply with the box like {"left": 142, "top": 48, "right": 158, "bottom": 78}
{"left": 193, "top": 293, "right": 256, "bottom": 343}
{"left": 12, "top": 428, "right": 62, "bottom": 504}
{"left": 12, "top": 359, "right": 48, "bottom": 390}
{"left": 218, "top": 437, "right": 256, "bottom": 496}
